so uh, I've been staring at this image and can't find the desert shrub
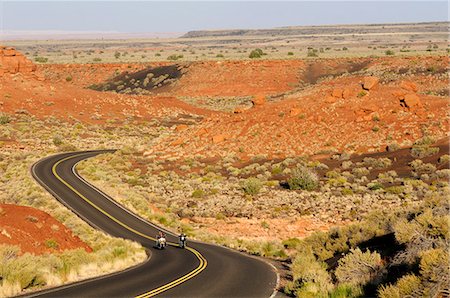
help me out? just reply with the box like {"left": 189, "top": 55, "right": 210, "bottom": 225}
{"left": 249, "top": 48, "right": 264, "bottom": 58}
{"left": 409, "top": 159, "right": 436, "bottom": 176}
{"left": 45, "top": 239, "right": 59, "bottom": 249}
{"left": 438, "top": 154, "right": 450, "bottom": 165}
{"left": 363, "top": 157, "right": 392, "bottom": 169}
{"left": 386, "top": 142, "right": 400, "bottom": 152}
{"left": 287, "top": 52, "right": 294, "bottom": 56}
{"left": 282, "top": 238, "right": 302, "bottom": 249}
{"left": 167, "top": 54, "right": 182, "bottom": 61}
{"left": 385, "top": 185, "right": 404, "bottom": 195}
{"left": 65, "top": 76, "right": 73, "bottom": 82}
{"left": 242, "top": 177, "right": 263, "bottom": 195}
{"left": 284, "top": 250, "right": 333, "bottom": 297}
{"left": 58, "top": 143, "right": 78, "bottom": 152}
{"left": 385, "top": 50, "right": 395, "bottom": 56}
{"left": 114, "top": 51, "right": 121, "bottom": 59}
{"left": 393, "top": 206, "right": 448, "bottom": 263}
{"left": 216, "top": 54, "right": 224, "bottom": 58}
{"left": 411, "top": 146, "right": 439, "bottom": 158}
{"left": 378, "top": 274, "right": 421, "bottom": 298}
{"left": 335, "top": 248, "right": 385, "bottom": 287}
{"left": 307, "top": 49, "right": 318, "bottom": 57}
{"left": 357, "top": 90, "right": 367, "bottom": 98}
{"left": 352, "top": 167, "right": 369, "bottom": 178}
{"left": 34, "top": 57, "right": 48, "bottom": 63}
{"left": 52, "top": 135, "right": 63, "bottom": 146}
{"left": 368, "top": 182, "right": 384, "bottom": 190}
{"left": 288, "top": 166, "right": 319, "bottom": 191}
{"left": 191, "top": 189, "right": 205, "bottom": 198}
{"left": 93, "top": 58, "right": 102, "bottom": 62}
{"left": 329, "top": 284, "right": 362, "bottom": 298}
{"left": 0, "top": 114, "right": 10, "bottom": 125}
{"left": 410, "top": 137, "right": 439, "bottom": 158}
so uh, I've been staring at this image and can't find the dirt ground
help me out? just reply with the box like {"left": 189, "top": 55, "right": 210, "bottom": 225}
{"left": 1, "top": 46, "right": 448, "bottom": 248}
{"left": 0, "top": 204, "right": 92, "bottom": 254}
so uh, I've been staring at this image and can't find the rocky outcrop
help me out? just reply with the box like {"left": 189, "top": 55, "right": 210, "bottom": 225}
{"left": 252, "top": 95, "right": 266, "bottom": 107}
{"left": 0, "top": 46, "right": 36, "bottom": 75}
{"left": 362, "top": 76, "right": 379, "bottom": 90}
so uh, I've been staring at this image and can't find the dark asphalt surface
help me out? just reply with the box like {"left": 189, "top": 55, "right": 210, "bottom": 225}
{"left": 28, "top": 150, "right": 277, "bottom": 298}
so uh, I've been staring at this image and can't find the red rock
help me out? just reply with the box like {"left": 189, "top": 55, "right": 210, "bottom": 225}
{"left": 252, "top": 95, "right": 266, "bottom": 106}
{"left": 403, "top": 93, "right": 422, "bottom": 108}
{"left": 175, "top": 124, "right": 188, "bottom": 132}
{"left": 332, "top": 88, "right": 343, "bottom": 98}
{"left": 3, "top": 48, "right": 16, "bottom": 56}
{"left": 362, "top": 104, "right": 379, "bottom": 113}
{"left": 392, "top": 89, "right": 407, "bottom": 99}
{"left": 0, "top": 46, "right": 36, "bottom": 74}
{"left": 171, "top": 138, "right": 184, "bottom": 146}
{"left": 325, "top": 96, "right": 337, "bottom": 103}
{"left": 362, "top": 77, "right": 379, "bottom": 90}
{"left": 195, "top": 128, "right": 208, "bottom": 136}
{"left": 212, "top": 134, "right": 227, "bottom": 143}
{"left": 289, "top": 107, "right": 303, "bottom": 117}
{"left": 399, "top": 81, "right": 418, "bottom": 92}
{"left": 342, "top": 88, "right": 352, "bottom": 99}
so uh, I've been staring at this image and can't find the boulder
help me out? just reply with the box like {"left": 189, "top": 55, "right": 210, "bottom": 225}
{"left": 325, "top": 96, "right": 338, "bottom": 103}
{"left": 0, "top": 46, "right": 36, "bottom": 74}
{"left": 252, "top": 95, "right": 266, "bottom": 106}
{"left": 342, "top": 88, "right": 352, "bottom": 99}
{"left": 212, "top": 134, "right": 227, "bottom": 143}
{"left": 175, "top": 124, "right": 188, "bottom": 132}
{"left": 399, "top": 80, "right": 418, "bottom": 92}
{"left": 362, "top": 77, "right": 379, "bottom": 90}
{"left": 332, "top": 88, "right": 343, "bottom": 98}
{"left": 289, "top": 107, "right": 303, "bottom": 117}
{"left": 402, "top": 93, "right": 422, "bottom": 108}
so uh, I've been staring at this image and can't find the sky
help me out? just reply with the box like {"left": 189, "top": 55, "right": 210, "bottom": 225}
{"left": 0, "top": 1, "right": 448, "bottom": 34}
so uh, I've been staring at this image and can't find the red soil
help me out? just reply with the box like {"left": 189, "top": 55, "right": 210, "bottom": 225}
{"left": 0, "top": 204, "right": 92, "bottom": 255}
{"left": 1, "top": 48, "right": 448, "bottom": 160}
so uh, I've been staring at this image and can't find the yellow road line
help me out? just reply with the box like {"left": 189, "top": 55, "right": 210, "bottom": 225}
{"left": 51, "top": 153, "right": 207, "bottom": 298}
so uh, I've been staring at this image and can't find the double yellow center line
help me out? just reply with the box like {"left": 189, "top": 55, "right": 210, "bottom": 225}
{"left": 51, "top": 153, "right": 207, "bottom": 297}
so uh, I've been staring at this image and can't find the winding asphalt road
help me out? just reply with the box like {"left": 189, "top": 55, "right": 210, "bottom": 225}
{"left": 28, "top": 150, "right": 277, "bottom": 297}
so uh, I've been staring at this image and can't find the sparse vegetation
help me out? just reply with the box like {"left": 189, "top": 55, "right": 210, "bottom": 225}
{"left": 287, "top": 166, "right": 319, "bottom": 191}
{"left": 34, "top": 57, "right": 48, "bottom": 63}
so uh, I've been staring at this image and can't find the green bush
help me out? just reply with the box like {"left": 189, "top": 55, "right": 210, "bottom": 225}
{"left": 191, "top": 189, "right": 205, "bottom": 198}
{"left": 45, "top": 239, "right": 59, "bottom": 249}
{"left": 385, "top": 50, "right": 395, "bottom": 56}
{"left": 167, "top": 54, "right": 183, "bottom": 61}
{"left": 242, "top": 177, "right": 263, "bottom": 195}
{"left": 34, "top": 57, "right": 48, "bottom": 63}
{"left": 288, "top": 166, "right": 319, "bottom": 191}
{"left": 52, "top": 135, "right": 63, "bottom": 146}
{"left": 284, "top": 250, "right": 333, "bottom": 297}
{"left": 0, "top": 113, "right": 11, "bottom": 125}
{"left": 307, "top": 49, "right": 318, "bottom": 57}
{"left": 249, "top": 48, "right": 264, "bottom": 59}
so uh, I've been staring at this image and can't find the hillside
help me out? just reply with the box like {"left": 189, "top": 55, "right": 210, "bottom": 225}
{"left": 182, "top": 22, "right": 448, "bottom": 38}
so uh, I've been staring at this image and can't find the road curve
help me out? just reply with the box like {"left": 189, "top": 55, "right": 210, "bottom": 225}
{"left": 28, "top": 150, "right": 277, "bottom": 297}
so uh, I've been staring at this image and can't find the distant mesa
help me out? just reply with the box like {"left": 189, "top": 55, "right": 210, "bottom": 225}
{"left": 0, "top": 46, "right": 36, "bottom": 75}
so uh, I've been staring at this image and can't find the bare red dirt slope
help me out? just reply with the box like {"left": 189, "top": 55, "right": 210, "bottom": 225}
{"left": 0, "top": 204, "right": 92, "bottom": 255}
